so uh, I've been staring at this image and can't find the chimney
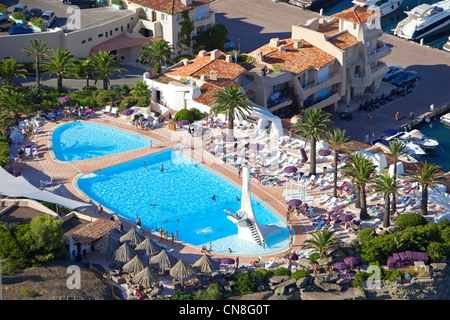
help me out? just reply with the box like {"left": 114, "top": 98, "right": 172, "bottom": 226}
{"left": 182, "top": 59, "right": 189, "bottom": 66}
{"left": 269, "top": 38, "right": 280, "bottom": 48}
{"left": 200, "top": 74, "right": 208, "bottom": 81}
{"left": 255, "top": 50, "right": 264, "bottom": 63}
{"left": 278, "top": 44, "right": 286, "bottom": 52}
{"left": 180, "top": 0, "right": 192, "bottom": 6}
{"left": 210, "top": 49, "right": 220, "bottom": 61}
{"left": 210, "top": 70, "right": 217, "bottom": 81}
{"left": 225, "top": 55, "right": 233, "bottom": 63}
{"left": 293, "top": 40, "right": 303, "bottom": 49}
{"left": 198, "top": 50, "right": 208, "bottom": 57}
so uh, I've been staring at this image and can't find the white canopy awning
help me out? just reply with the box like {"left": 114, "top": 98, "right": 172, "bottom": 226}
{"left": 0, "top": 167, "right": 91, "bottom": 210}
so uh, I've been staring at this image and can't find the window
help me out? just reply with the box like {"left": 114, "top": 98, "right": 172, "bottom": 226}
{"left": 197, "top": 7, "right": 205, "bottom": 18}
{"left": 98, "top": 33, "right": 103, "bottom": 38}
{"left": 121, "top": 26, "right": 123, "bottom": 31}
{"left": 115, "top": 27, "right": 119, "bottom": 32}
{"left": 353, "top": 23, "right": 356, "bottom": 30}
{"left": 88, "top": 37, "right": 92, "bottom": 42}
{"left": 366, "top": 40, "right": 371, "bottom": 48}
{"left": 110, "top": 30, "right": 113, "bottom": 36}
{"left": 81, "top": 40, "right": 86, "bottom": 44}
{"left": 127, "top": 23, "right": 130, "bottom": 29}
{"left": 105, "top": 32, "right": 108, "bottom": 38}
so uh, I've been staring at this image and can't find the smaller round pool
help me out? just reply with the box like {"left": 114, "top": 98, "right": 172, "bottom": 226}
{"left": 51, "top": 121, "right": 157, "bottom": 161}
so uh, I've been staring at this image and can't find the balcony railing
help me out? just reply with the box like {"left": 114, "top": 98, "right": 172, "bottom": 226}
{"left": 367, "top": 44, "right": 388, "bottom": 56}
{"left": 303, "top": 73, "right": 337, "bottom": 90}
{"left": 354, "top": 72, "right": 365, "bottom": 78}
{"left": 193, "top": 12, "right": 214, "bottom": 22}
{"left": 371, "top": 64, "right": 384, "bottom": 73}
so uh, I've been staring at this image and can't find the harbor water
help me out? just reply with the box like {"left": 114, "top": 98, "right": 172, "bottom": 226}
{"left": 417, "top": 120, "right": 450, "bottom": 172}
{"left": 320, "top": 0, "right": 450, "bottom": 51}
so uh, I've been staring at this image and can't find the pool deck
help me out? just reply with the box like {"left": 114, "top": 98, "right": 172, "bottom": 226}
{"left": 12, "top": 112, "right": 356, "bottom": 267}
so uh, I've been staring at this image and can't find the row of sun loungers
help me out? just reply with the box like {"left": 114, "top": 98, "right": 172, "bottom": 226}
{"left": 387, "top": 251, "right": 429, "bottom": 269}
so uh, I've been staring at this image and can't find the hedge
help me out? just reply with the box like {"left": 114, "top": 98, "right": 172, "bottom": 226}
{"left": 395, "top": 213, "right": 427, "bottom": 229}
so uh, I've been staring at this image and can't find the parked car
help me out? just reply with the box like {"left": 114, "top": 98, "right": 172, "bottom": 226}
{"left": 64, "top": 0, "right": 97, "bottom": 8}
{"left": 26, "top": 8, "right": 43, "bottom": 21}
{"left": 12, "top": 4, "right": 28, "bottom": 14}
{"left": 391, "top": 71, "right": 420, "bottom": 86}
{"left": 41, "top": 11, "right": 57, "bottom": 27}
{"left": 225, "top": 38, "right": 235, "bottom": 51}
{"left": 8, "top": 25, "right": 34, "bottom": 35}
{"left": 0, "top": 16, "right": 15, "bottom": 31}
{"left": 383, "top": 66, "right": 403, "bottom": 81}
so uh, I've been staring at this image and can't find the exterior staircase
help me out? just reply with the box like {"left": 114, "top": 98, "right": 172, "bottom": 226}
{"left": 245, "top": 218, "right": 262, "bottom": 246}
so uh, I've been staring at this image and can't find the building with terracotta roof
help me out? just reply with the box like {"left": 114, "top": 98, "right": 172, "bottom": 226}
{"left": 143, "top": 49, "right": 249, "bottom": 115}
{"left": 291, "top": 6, "right": 391, "bottom": 104}
{"left": 128, "top": 0, "right": 216, "bottom": 56}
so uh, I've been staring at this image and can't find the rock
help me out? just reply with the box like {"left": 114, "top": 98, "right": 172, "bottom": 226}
{"left": 301, "top": 287, "right": 366, "bottom": 300}
{"left": 431, "top": 263, "right": 448, "bottom": 273}
{"left": 272, "top": 278, "right": 297, "bottom": 295}
{"left": 268, "top": 275, "right": 289, "bottom": 284}
{"left": 227, "top": 291, "right": 273, "bottom": 300}
{"left": 317, "top": 256, "right": 333, "bottom": 266}
{"left": 296, "top": 276, "right": 312, "bottom": 289}
{"left": 297, "top": 258, "right": 316, "bottom": 271}
{"left": 313, "top": 277, "right": 342, "bottom": 292}
{"left": 337, "top": 278, "right": 352, "bottom": 285}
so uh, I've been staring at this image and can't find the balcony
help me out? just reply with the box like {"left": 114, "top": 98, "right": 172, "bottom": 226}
{"left": 367, "top": 42, "right": 391, "bottom": 63}
{"left": 301, "top": 73, "right": 341, "bottom": 97}
{"left": 304, "top": 91, "right": 340, "bottom": 110}
{"left": 267, "top": 91, "right": 291, "bottom": 109}
{"left": 193, "top": 11, "right": 215, "bottom": 28}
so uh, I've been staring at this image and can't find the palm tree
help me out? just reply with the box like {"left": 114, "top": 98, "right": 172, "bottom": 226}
{"left": 210, "top": 85, "right": 252, "bottom": 136}
{"left": 341, "top": 153, "right": 376, "bottom": 220}
{"left": 0, "top": 91, "right": 29, "bottom": 124}
{"left": 371, "top": 171, "right": 399, "bottom": 228}
{"left": 131, "top": 80, "right": 151, "bottom": 108}
{"left": 43, "top": 49, "right": 74, "bottom": 93}
{"left": 385, "top": 140, "right": 408, "bottom": 212}
{"left": 291, "top": 108, "right": 331, "bottom": 176}
{"left": 72, "top": 58, "right": 93, "bottom": 87}
{"left": 324, "top": 128, "right": 350, "bottom": 198}
{"left": 89, "top": 51, "right": 125, "bottom": 90}
{"left": 0, "top": 106, "right": 13, "bottom": 136}
{"left": 0, "top": 58, "right": 27, "bottom": 86}
{"left": 407, "top": 161, "right": 445, "bottom": 215}
{"left": 139, "top": 39, "right": 173, "bottom": 73}
{"left": 303, "top": 228, "right": 341, "bottom": 258}
{"left": 21, "top": 39, "right": 50, "bottom": 89}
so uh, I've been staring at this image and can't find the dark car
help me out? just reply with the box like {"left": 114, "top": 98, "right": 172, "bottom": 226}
{"left": 8, "top": 25, "right": 34, "bottom": 35}
{"left": 12, "top": 4, "right": 28, "bottom": 14}
{"left": 0, "top": 16, "right": 15, "bottom": 31}
{"left": 383, "top": 66, "right": 403, "bottom": 81}
{"left": 26, "top": 8, "right": 43, "bottom": 21}
{"left": 391, "top": 71, "right": 420, "bottom": 86}
{"left": 64, "top": 0, "right": 97, "bottom": 8}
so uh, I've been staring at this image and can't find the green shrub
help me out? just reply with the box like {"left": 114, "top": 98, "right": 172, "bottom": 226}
{"left": 357, "top": 228, "right": 375, "bottom": 241}
{"left": 273, "top": 267, "right": 291, "bottom": 277}
{"left": 189, "top": 107, "right": 206, "bottom": 121}
{"left": 384, "top": 269, "right": 404, "bottom": 282}
{"left": 290, "top": 270, "right": 310, "bottom": 280}
{"left": 12, "top": 11, "right": 26, "bottom": 20}
{"left": 308, "top": 252, "right": 320, "bottom": 263}
{"left": 232, "top": 273, "right": 257, "bottom": 295}
{"left": 396, "top": 213, "right": 427, "bottom": 229}
{"left": 427, "top": 241, "right": 448, "bottom": 262}
{"left": 351, "top": 270, "right": 370, "bottom": 288}
{"left": 0, "top": 136, "right": 10, "bottom": 168}
{"left": 249, "top": 269, "right": 269, "bottom": 282}
{"left": 174, "top": 108, "right": 194, "bottom": 123}
{"left": 172, "top": 289, "right": 194, "bottom": 300}
{"left": 194, "top": 283, "right": 224, "bottom": 300}
{"left": 18, "top": 287, "right": 41, "bottom": 298}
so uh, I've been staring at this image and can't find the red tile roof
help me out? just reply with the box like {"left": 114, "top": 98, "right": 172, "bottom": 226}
{"left": 72, "top": 218, "right": 120, "bottom": 246}
{"left": 333, "top": 6, "right": 382, "bottom": 24}
{"left": 193, "top": 81, "right": 242, "bottom": 106}
{"left": 166, "top": 50, "right": 246, "bottom": 81}
{"left": 328, "top": 31, "right": 360, "bottom": 49}
{"left": 249, "top": 39, "right": 336, "bottom": 74}
{"left": 129, "top": 0, "right": 213, "bottom": 14}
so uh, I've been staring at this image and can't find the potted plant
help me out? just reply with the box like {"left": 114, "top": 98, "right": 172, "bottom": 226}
{"left": 0, "top": 4, "right": 7, "bottom": 17}
{"left": 30, "top": 17, "right": 47, "bottom": 32}
{"left": 12, "top": 11, "right": 26, "bottom": 25}
{"left": 111, "top": 0, "right": 123, "bottom": 10}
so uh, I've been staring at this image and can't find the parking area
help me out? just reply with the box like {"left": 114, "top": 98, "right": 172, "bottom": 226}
{"left": 2, "top": 0, "right": 134, "bottom": 30}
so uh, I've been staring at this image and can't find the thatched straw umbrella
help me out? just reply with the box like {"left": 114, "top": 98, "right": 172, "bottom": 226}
{"left": 132, "top": 267, "right": 159, "bottom": 289}
{"left": 94, "top": 232, "right": 120, "bottom": 261}
{"left": 192, "top": 254, "right": 221, "bottom": 274}
{"left": 120, "top": 227, "right": 145, "bottom": 247}
{"left": 170, "top": 259, "right": 196, "bottom": 285}
{"left": 114, "top": 242, "right": 137, "bottom": 264}
{"left": 149, "top": 248, "right": 178, "bottom": 272}
{"left": 122, "top": 254, "right": 148, "bottom": 275}
{"left": 135, "top": 238, "right": 162, "bottom": 257}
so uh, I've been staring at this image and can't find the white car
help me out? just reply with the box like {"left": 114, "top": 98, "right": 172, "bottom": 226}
{"left": 41, "top": 11, "right": 57, "bottom": 28}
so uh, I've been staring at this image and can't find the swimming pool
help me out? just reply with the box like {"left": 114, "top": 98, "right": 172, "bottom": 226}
{"left": 51, "top": 121, "right": 157, "bottom": 161}
{"left": 77, "top": 149, "right": 290, "bottom": 255}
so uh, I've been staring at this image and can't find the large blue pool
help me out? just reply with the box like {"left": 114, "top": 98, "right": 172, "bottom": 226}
{"left": 52, "top": 121, "right": 156, "bottom": 161}
{"left": 77, "top": 149, "right": 289, "bottom": 255}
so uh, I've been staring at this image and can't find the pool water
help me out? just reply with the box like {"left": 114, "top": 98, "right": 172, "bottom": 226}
{"left": 77, "top": 149, "right": 290, "bottom": 255}
{"left": 52, "top": 121, "right": 156, "bottom": 161}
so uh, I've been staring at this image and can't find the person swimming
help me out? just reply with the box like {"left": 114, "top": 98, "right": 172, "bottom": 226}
{"left": 211, "top": 194, "right": 217, "bottom": 201}
{"left": 235, "top": 196, "right": 241, "bottom": 201}
{"left": 160, "top": 164, "right": 164, "bottom": 171}
{"left": 143, "top": 161, "right": 146, "bottom": 166}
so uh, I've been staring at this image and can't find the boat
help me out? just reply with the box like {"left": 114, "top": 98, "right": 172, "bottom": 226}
{"left": 393, "top": 0, "right": 450, "bottom": 41}
{"left": 397, "top": 129, "right": 439, "bottom": 149}
{"left": 440, "top": 112, "right": 450, "bottom": 126}
{"left": 374, "top": 128, "right": 427, "bottom": 156}
{"left": 370, "top": 137, "right": 420, "bottom": 163}
{"left": 444, "top": 36, "right": 450, "bottom": 51}
{"left": 352, "top": 0, "right": 403, "bottom": 16}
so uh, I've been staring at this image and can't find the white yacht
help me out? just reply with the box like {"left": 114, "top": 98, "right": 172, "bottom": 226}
{"left": 440, "top": 112, "right": 450, "bottom": 126}
{"left": 384, "top": 130, "right": 427, "bottom": 156}
{"left": 444, "top": 36, "right": 450, "bottom": 51}
{"left": 398, "top": 129, "right": 439, "bottom": 149}
{"left": 352, "top": 0, "right": 403, "bottom": 16}
{"left": 393, "top": 0, "right": 450, "bottom": 40}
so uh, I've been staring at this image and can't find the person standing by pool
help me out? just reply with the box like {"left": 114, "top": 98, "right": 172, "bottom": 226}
{"left": 175, "top": 231, "right": 178, "bottom": 241}
{"left": 209, "top": 242, "right": 212, "bottom": 252}
{"left": 136, "top": 214, "right": 141, "bottom": 227}
{"left": 235, "top": 256, "right": 239, "bottom": 270}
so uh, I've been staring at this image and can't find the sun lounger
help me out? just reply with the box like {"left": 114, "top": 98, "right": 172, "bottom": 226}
{"left": 102, "top": 105, "right": 111, "bottom": 115}
{"left": 110, "top": 107, "right": 118, "bottom": 117}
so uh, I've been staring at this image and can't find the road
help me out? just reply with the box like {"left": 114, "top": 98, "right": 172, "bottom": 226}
{"left": 211, "top": 0, "right": 450, "bottom": 142}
